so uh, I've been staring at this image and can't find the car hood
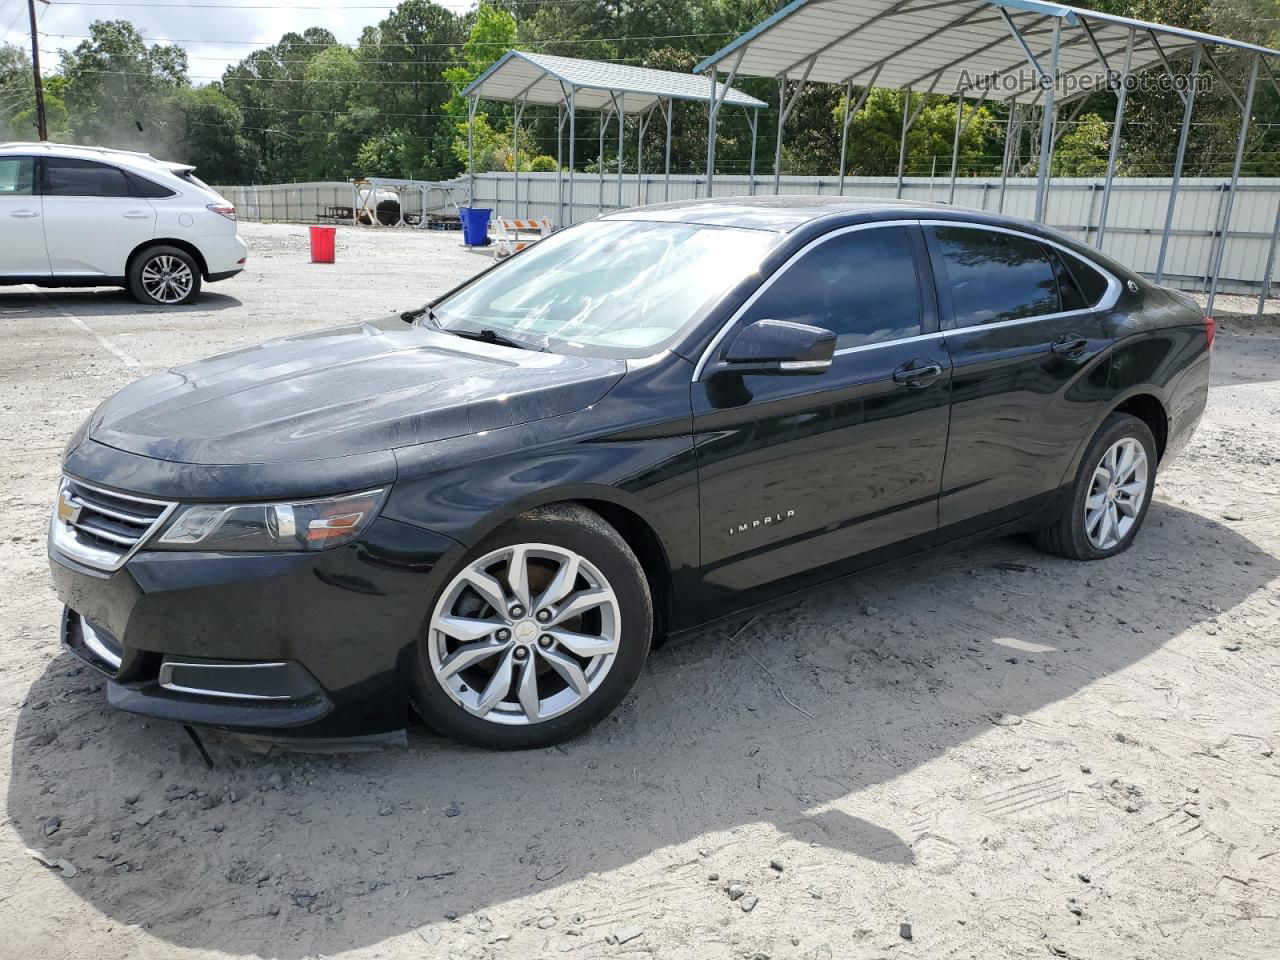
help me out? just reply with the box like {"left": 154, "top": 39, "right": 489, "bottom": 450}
{"left": 87, "top": 320, "right": 626, "bottom": 465}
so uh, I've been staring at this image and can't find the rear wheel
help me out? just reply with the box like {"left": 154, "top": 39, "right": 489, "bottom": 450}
{"left": 409, "top": 505, "right": 652, "bottom": 749}
{"left": 128, "top": 245, "right": 201, "bottom": 305}
{"left": 1032, "top": 413, "right": 1157, "bottom": 560}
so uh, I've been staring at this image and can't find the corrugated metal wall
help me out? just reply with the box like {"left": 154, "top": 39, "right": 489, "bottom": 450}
{"left": 216, "top": 174, "right": 1280, "bottom": 295}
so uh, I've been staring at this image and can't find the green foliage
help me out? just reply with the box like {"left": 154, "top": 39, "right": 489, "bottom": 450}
{"left": 838, "top": 89, "right": 1001, "bottom": 177}
{"left": 1052, "top": 113, "right": 1111, "bottom": 176}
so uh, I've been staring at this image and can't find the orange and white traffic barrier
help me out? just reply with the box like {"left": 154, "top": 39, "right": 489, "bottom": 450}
{"left": 493, "top": 217, "right": 552, "bottom": 259}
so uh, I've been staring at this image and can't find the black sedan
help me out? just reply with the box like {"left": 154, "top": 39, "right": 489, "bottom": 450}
{"left": 48, "top": 197, "right": 1212, "bottom": 750}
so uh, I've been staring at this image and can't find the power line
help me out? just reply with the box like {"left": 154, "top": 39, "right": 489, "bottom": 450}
{"left": 38, "top": 29, "right": 738, "bottom": 47}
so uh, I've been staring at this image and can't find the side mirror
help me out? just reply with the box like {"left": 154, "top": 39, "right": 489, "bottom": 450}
{"left": 706, "top": 319, "right": 836, "bottom": 378}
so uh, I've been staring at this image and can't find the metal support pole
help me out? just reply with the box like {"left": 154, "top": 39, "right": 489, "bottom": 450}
{"left": 1207, "top": 54, "right": 1259, "bottom": 315}
{"left": 512, "top": 94, "right": 526, "bottom": 221}
{"left": 467, "top": 96, "right": 477, "bottom": 214}
{"left": 706, "top": 70, "right": 717, "bottom": 197}
{"left": 773, "top": 56, "right": 816, "bottom": 196}
{"left": 1156, "top": 45, "right": 1202, "bottom": 284}
{"left": 598, "top": 106, "right": 607, "bottom": 215}
{"left": 839, "top": 78, "right": 853, "bottom": 197}
{"left": 556, "top": 102, "right": 565, "bottom": 228}
{"left": 897, "top": 87, "right": 912, "bottom": 198}
{"left": 1033, "top": 17, "right": 1061, "bottom": 222}
{"left": 1096, "top": 28, "right": 1133, "bottom": 249}
{"left": 663, "top": 98, "right": 672, "bottom": 202}
{"left": 747, "top": 108, "right": 758, "bottom": 196}
{"left": 617, "top": 97, "right": 625, "bottom": 209}
{"left": 999, "top": 101, "right": 1015, "bottom": 213}
{"left": 567, "top": 88, "right": 576, "bottom": 225}
{"left": 1257, "top": 196, "right": 1280, "bottom": 317}
{"left": 948, "top": 93, "right": 964, "bottom": 204}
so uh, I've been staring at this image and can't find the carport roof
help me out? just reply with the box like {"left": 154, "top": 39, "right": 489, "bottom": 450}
{"left": 694, "top": 0, "right": 1280, "bottom": 103}
{"left": 463, "top": 50, "right": 767, "bottom": 113}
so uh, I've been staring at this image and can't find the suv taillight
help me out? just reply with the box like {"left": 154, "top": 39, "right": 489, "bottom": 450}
{"left": 207, "top": 202, "right": 236, "bottom": 221}
{"left": 1204, "top": 315, "right": 1216, "bottom": 351}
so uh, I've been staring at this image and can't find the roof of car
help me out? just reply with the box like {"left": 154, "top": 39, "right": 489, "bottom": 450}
{"left": 604, "top": 195, "right": 1026, "bottom": 233}
{"left": 0, "top": 141, "right": 194, "bottom": 175}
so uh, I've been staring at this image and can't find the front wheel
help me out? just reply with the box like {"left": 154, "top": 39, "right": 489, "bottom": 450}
{"left": 128, "top": 245, "right": 202, "bottom": 305}
{"left": 1032, "top": 412, "right": 1157, "bottom": 561}
{"left": 409, "top": 505, "right": 652, "bottom": 749}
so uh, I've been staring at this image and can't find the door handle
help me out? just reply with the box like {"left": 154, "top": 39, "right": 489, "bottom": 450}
{"left": 9, "top": 210, "right": 38, "bottom": 218}
{"left": 122, "top": 211, "right": 151, "bottom": 220}
{"left": 892, "top": 360, "right": 944, "bottom": 388}
{"left": 1050, "top": 335, "right": 1089, "bottom": 358}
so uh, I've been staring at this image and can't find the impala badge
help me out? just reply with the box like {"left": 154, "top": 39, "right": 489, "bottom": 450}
{"left": 728, "top": 509, "right": 795, "bottom": 536}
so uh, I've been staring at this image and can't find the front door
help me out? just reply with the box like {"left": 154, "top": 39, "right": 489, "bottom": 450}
{"left": 693, "top": 223, "right": 953, "bottom": 618}
{"left": 40, "top": 157, "right": 156, "bottom": 278}
{"left": 924, "top": 223, "right": 1111, "bottom": 536}
{"left": 0, "top": 156, "right": 49, "bottom": 276}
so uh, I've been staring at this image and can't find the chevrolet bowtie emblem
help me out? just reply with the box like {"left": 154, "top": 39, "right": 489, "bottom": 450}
{"left": 56, "top": 492, "right": 82, "bottom": 525}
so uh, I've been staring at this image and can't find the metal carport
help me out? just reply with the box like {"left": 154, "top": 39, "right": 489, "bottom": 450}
{"left": 695, "top": 0, "right": 1280, "bottom": 313}
{"left": 463, "top": 51, "right": 766, "bottom": 227}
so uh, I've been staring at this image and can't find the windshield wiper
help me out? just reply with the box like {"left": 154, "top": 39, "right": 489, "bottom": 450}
{"left": 447, "top": 327, "right": 534, "bottom": 351}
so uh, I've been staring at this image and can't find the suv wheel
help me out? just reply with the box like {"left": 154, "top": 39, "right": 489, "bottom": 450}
{"left": 1032, "top": 412, "right": 1157, "bottom": 560}
{"left": 128, "top": 245, "right": 202, "bottom": 305}
{"left": 409, "top": 505, "right": 652, "bottom": 749}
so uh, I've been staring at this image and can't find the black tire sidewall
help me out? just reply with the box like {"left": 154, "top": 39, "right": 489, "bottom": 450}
{"left": 1063, "top": 414, "right": 1158, "bottom": 560}
{"left": 128, "top": 246, "right": 202, "bottom": 306}
{"left": 408, "top": 511, "right": 652, "bottom": 750}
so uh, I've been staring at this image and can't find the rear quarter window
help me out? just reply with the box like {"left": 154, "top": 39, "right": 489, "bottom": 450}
{"left": 126, "top": 172, "right": 176, "bottom": 198}
{"left": 1059, "top": 251, "right": 1112, "bottom": 306}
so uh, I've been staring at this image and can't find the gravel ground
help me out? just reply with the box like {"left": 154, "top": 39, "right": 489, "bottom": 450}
{"left": 1, "top": 221, "right": 1278, "bottom": 960}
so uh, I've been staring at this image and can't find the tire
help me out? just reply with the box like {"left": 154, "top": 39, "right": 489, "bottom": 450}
{"left": 127, "top": 245, "right": 202, "bottom": 306}
{"left": 1031, "top": 413, "right": 1157, "bottom": 561}
{"left": 409, "top": 504, "right": 652, "bottom": 749}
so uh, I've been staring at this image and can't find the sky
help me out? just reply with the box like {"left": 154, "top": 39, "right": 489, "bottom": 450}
{"left": 0, "top": 0, "right": 477, "bottom": 79}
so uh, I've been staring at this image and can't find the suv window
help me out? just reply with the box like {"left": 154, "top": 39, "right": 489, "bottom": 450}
{"left": 741, "top": 226, "right": 923, "bottom": 348}
{"left": 933, "top": 226, "right": 1060, "bottom": 327}
{"left": 126, "top": 172, "right": 176, "bottom": 199}
{"left": 43, "top": 157, "right": 134, "bottom": 198}
{"left": 0, "top": 156, "right": 34, "bottom": 196}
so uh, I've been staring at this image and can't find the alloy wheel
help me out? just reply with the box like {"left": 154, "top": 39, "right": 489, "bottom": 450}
{"left": 140, "top": 255, "right": 194, "bottom": 304}
{"left": 427, "top": 543, "right": 621, "bottom": 725}
{"left": 1084, "top": 437, "right": 1149, "bottom": 551}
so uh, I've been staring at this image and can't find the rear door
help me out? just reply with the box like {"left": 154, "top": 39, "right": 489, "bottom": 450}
{"left": 41, "top": 157, "right": 156, "bottom": 278}
{"left": 693, "top": 222, "right": 953, "bottom": 617}
{"left": 0, "top": 156, "right": 49, "bottom": 276}
{"left": 924, "top": 222, "right": 1112, "bottom": 535}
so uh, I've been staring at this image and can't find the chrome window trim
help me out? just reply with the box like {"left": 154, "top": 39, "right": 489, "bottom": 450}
{"left": 158, "top": 660, "right": 294, "bottom": 702}
{"left": 691, "top": 219, "right": 925, "bottom": 382}
{"left": 691, "top": 218, "right": 1123, "bottom": 382}
{"left": 920, "top": 219, "right": 1122, "bottom": 321}
{"left": 49, "top": 476, "right": 178, "bottom": 573}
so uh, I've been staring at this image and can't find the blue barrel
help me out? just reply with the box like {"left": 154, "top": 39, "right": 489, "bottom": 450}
{"left": 459, "top": 207, "right": 492, "bottom": 246}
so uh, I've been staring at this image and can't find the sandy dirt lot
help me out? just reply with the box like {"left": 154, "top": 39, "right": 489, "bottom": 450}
{"left": 1, "top": 222, "right": 1278, "bottom": 960}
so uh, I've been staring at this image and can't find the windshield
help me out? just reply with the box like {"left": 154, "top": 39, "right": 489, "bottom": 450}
{"left": 432, "top": 219, "right": 777, "bottom": 358}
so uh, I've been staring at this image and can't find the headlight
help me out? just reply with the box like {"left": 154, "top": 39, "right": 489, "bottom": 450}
{"left": 153, "top": 489, "right": 387, "bottom": 552}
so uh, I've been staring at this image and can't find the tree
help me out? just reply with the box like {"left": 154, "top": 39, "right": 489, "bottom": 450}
{"left": 1052, "top": 113, "right": 1111, "bottom": 176}
{"left": 172, "top": 85, "right": 261, "bottom": 182}
{"left": 58, "top": 20, "right": 187, "bottom": 151}
{"left": 839, "top": 89, "right": 1000, "bottom": 177}
{"left": 443, "top": 4, "right": 518, "bottom": 174}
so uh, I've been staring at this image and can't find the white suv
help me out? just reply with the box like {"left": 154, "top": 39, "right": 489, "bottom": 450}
{"left": 0, "top": 142, "right": 248, "bottom": 305}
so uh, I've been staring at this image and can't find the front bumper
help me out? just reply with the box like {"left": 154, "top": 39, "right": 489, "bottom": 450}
{"left": 50, "top": 516, "right": 461, "bottom": 738}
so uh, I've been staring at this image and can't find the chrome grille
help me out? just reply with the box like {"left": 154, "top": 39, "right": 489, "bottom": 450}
{"left": 50, "top": 477, "right": 176, "bottom": 572}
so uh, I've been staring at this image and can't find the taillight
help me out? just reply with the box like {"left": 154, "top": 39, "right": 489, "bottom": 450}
{"left": 207, "top": 202, "right": 236, "bottom": 221}
{"left": 1204, "top": 315, "right": 1216, "bottom": 351}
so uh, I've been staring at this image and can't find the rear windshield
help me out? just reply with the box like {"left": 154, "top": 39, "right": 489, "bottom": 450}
{"left": 433, "top": 219, "right": 777, "bottom": 359}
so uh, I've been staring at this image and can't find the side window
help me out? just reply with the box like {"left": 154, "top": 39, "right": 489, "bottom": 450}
{"left": 933, "top": 226, "right": 1060, "bottom": 327}
{"left": 43, "top": 158, "right": 134, "bottom": 198}
{"left": 741, "top": 226, "right": 922, "bottom": 349}
{"left": 127, "top": 172, "right": 176, "bottom": 199}
{"left": 1047, "top": 246, "right": 1088, "bottom": 312}
{"left": 1059, "top": 250, "right": 1111, "bottom": 306}
{"left": 0, "top": 156, "right": 34, "bottom": 196}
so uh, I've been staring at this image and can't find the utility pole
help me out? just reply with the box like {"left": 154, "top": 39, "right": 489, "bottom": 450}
{"left": 27, "top": 0, "right": 48, "bottom": 141}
